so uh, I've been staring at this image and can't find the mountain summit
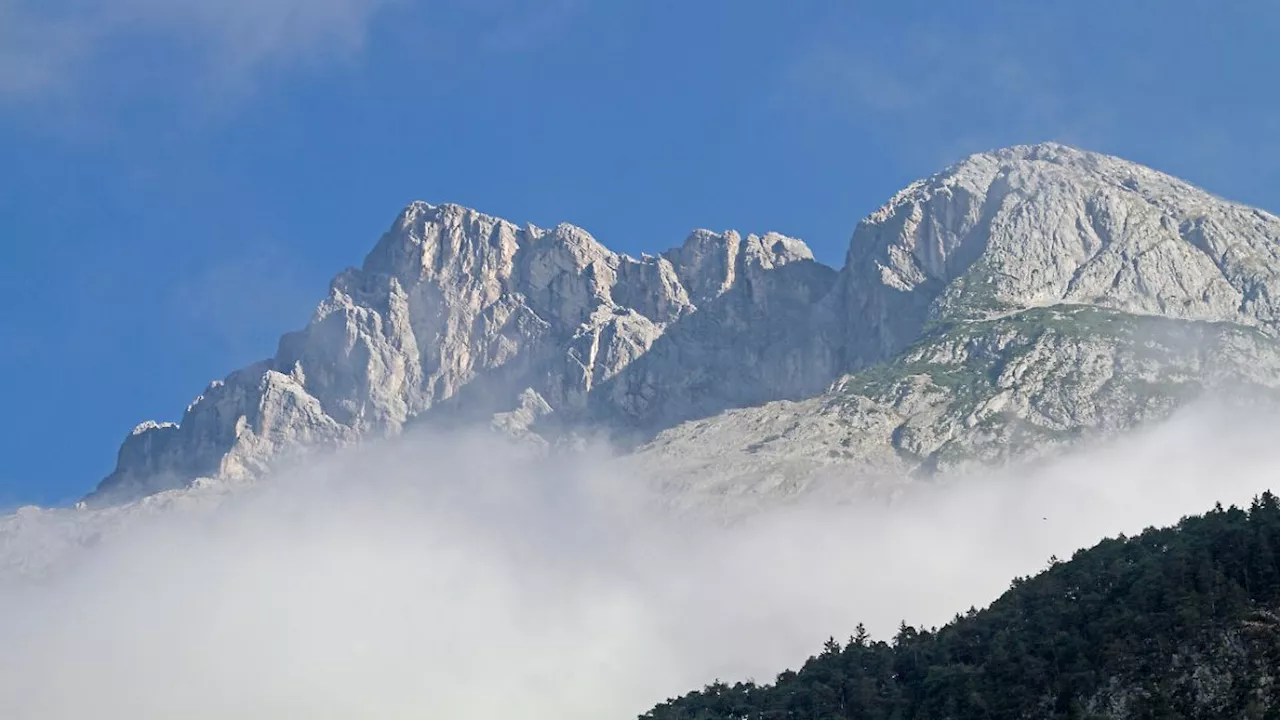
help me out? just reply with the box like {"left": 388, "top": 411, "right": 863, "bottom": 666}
{"left": 88, "top": 143, "right": 1280, "bottom": 507}
{"left": 89, "top": 202, "right": 838, "bottom": 504}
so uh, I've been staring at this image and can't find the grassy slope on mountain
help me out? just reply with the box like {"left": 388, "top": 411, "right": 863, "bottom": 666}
{"left": 640, "top": 493, "right": 1280, "bottom": 719}
{"left": 837, "top": 305, "right": 1280, "bottom": 470}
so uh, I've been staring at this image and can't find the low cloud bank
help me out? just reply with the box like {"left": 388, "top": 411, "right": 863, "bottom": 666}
{"left": 2, "top": 404, "right": 1278, "bottom": 719}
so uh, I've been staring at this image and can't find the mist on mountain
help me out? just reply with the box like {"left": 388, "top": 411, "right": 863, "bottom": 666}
{"left": 2, "top": 401, "right": 1278, "bottom": 719}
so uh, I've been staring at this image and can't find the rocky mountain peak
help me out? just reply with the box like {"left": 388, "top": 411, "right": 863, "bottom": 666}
{"left": 837, "top": 141, "right": 1280, "bottom": 366}
{"left": 86, "top": 201, "right": 834, "bottom": 506}
{"left": 660, "top": 228, "right": 816, "bottom": 306}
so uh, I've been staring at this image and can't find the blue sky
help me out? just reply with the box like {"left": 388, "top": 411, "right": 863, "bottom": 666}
{"left": 1, "top": 0, "right": 1277, "bottom": 506}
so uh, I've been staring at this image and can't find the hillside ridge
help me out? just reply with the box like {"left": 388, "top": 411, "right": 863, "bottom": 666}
{"left": 641, "top": 492, "right": 1280, "bottom": 719}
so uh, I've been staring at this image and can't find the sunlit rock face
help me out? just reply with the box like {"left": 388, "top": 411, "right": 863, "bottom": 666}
{"left": 89, "top": 202, "right": 839, "bottom": 505}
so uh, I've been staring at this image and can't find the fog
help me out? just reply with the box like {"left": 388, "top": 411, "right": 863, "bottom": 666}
{"left": 2, "top": 403, "right": 1279, "bottom": 719}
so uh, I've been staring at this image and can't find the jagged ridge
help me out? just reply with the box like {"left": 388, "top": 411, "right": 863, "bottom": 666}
{"left": 90, "top": 203, "right": 837, "bottom": 504}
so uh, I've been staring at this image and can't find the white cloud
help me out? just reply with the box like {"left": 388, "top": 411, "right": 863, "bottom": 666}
{"left": 0, "top": 0, "right": 396, "bottom": 100}
{"left": 1, "top": 403, "right": 1279, "bottom": 718}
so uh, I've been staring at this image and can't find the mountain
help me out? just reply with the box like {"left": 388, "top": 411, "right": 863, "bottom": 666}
{"left": 87, "top": 143, "right": 1280, "bottom": 507}
{"left": 639, "top": 493, "right": 1280, "bottom": 719}
{"left": 634, "top": 143, "right": 1280, "bottom": 504}
{"left": 89, "top": 206, "right": 838, "bottom": 505}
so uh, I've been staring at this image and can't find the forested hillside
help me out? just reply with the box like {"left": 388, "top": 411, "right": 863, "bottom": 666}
{"left": 642, "top": 492, "right": 1280, "bottom": 719}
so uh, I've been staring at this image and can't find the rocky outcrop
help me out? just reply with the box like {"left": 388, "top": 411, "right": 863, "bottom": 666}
{"left": 87, "top": 143, "right": 1280, "bottom": 507}
{"left": 88, "top": 203, "right": 838, "bottom": 505}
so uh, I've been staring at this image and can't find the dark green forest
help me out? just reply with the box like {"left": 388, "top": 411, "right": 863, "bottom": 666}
{"left": 641, "top": 492, "right": 1280, "bottom": 720}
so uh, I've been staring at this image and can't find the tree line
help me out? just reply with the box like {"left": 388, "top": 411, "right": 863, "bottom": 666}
{"left": 641, "top": 492, "right": 1280, "bottom": 719}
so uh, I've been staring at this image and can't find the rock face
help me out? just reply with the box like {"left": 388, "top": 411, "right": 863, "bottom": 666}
{"left": 87, "top": 143, "right": 1280, "bottom": 507}
{"left": 89, "top": 203, "right": 838, "bottom": 505}
{"left": 836, "top": 143, "right": 1280, "bottom": 364}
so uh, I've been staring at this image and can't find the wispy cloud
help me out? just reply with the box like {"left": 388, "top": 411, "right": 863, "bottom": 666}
{"left": 0, "top": 0, "right": 397, "bottom": 102}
